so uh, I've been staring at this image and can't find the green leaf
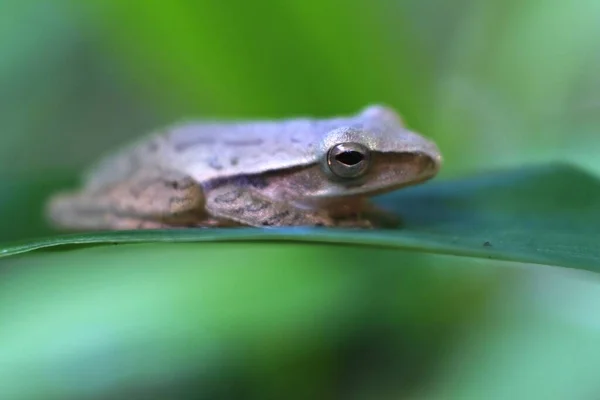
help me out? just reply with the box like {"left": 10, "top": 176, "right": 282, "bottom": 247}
{"left": 2, "top": 163, "right": 599, "bottom": 271}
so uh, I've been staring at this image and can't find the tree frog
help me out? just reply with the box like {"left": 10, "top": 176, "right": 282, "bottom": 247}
{"left": 46, "top": 105, "right": 442, "bottom": 230}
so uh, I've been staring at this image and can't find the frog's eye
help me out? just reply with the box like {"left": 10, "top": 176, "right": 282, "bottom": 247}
{"left": 327, "top": 142, "right": 371, "bottom": 179}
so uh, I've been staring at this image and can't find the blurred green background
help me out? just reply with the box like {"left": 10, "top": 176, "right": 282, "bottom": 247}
{"left": 2, "top": 0, "right": 600, "bottom": 399}
{"left": 4, "top": 0, "right": 600, "bottom": 241}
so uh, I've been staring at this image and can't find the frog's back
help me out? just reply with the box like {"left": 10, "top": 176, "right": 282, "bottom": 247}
{"left": 81, "top": 105, "right": 405, "bottom": 190}
{"left": 82, "top": 115, "right": 349, "bottom": 190}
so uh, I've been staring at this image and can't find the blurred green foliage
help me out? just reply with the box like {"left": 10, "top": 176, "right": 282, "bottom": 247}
{"left": 1, "top": 0, "right": 600, "bottom": 399}
{"left": 2, "top": 0, "right": 600, "bottom": 240}
{"left": 3, "top": 0, "right": 600, "bottom": 241}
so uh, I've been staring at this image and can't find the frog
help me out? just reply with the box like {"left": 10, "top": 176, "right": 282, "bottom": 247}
{"left": 45, "top": 105, "right": 442, "bottom": 230}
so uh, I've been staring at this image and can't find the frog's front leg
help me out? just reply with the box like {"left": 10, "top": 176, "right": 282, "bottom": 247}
{"left": 46, "top": 169, "right": 232, "bottom": 230}
{"left": 205, "top": 180, "right": 398, "bottom": 228}
{"left": 204, "top": 180, "right": 385, "bottom": 228}
{"left": 204, "top": 180, "right": 338, "bottom": 227}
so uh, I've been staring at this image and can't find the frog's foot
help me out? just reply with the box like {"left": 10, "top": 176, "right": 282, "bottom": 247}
{"left": 332, "top": 204, "right": 401, "bottom": 229}
{"left": 334, "top": 218, "right": 375, "bottom": 229}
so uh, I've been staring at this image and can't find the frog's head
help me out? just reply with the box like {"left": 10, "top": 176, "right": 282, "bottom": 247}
{"left": 313, "top": 105, "right": 442, "bottom": 200}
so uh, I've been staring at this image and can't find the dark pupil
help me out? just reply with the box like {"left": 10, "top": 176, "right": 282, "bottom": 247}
{"left": 335, "top": 151, "right": 364, "bottom": 166}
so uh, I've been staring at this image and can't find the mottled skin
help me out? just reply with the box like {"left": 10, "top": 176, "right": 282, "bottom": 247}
{"left": 46, "top": 105, "right": 442, "bottom": 230}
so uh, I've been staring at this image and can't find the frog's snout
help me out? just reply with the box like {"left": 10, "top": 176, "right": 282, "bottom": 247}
{"left": 398, "top": 151, "right": 440, "bottom": 180}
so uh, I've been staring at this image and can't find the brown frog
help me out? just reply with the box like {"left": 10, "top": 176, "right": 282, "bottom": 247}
{"left": 46, "top": 105, "right": 442, "bottom": 230}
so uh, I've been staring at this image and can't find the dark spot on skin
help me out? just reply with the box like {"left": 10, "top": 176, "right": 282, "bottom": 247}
{"left": 232, "top": 206, "right": 246, "bottom": 214}
{"left": 230, "top": 157, "right": 239, "bottom": 166}
{"left": 214, "top": 190, "right": 241, "bottom": 204}
{"left": 161, "top": 177, "right": 195, "bottom": 192}
{"left": 223, "top": 138, "right": 264, "bottom": 146}
{"left": 245, "top": 200, "right": 269, "bottom": 213}
{"left": 173, "top": 137, "right": 216, "bottom": 152}
{"left": 129, "top": 185, "right": 143, "bottom": 198}
{"left": 147, "top": 141, "right": 158, "bottom": 152}
{"left": 287, "top": 212, "right": 302, "bottom": 225}
{"left": 483, "top": 241, "right": 492, "bottom": 247}
{"left": 267, "top": 210, "right": 291, "bottom": 224}
{"left": 209, "top": 157, "right": 224, "bottom": 170}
